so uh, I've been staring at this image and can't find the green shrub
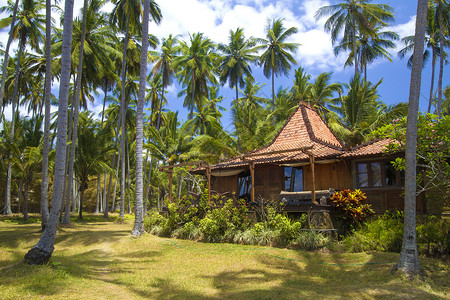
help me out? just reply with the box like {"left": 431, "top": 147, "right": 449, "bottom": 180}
{"left": 172, "top": 221, "right": 203, "bottom": 240}
{"left": 144, "top": 210, "right": 167, "bottom": 232}
{"left": 417, "top": 216, "right": 450, "bottom": 257}
{"left": 342, "top": 212, "right": 403, "bottom": 252}
{"left": 290, "top": 231, "right": 329, "bottom": 250}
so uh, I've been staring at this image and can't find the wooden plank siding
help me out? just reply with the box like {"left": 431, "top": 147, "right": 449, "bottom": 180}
{"left": 211, "top": 175, "right": 239, "bottom": 195}
{"left": 303, "top": 162, "right": 352, "bottom": 191}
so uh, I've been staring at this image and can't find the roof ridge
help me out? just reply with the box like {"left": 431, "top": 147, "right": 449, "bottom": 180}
{"left": 300, "top": 104, "right": 343, "bottom": 150}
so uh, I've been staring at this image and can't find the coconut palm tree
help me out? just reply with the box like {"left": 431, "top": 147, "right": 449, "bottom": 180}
{"left": 256, "top": 18, "right": 299, "bottom": 110}
{"left": 40, "top": 0, "right": 52, "bottom": 230}
{"left": 132, "top": 0, "right": 161, "bottom": 236}
{"left": 334, "top": 22, "right": 399, "bottom": 81}
{"left": 289, "top": 66, "right": 311, "bottom": 102}
{"left": 0, "top": 0, "right": 45, "bottom": 215}
{"left": 315, "top": 0, "right": 395, "bottom": 77}
{"left": 396, "top": 0, "right": 428, "bottom": 277}
{"left": 308, "top": 72, "right": 343, "bottom": 120}
{"left": 0, "top": 0, "right": 19, "bottom": 122}
{"left": 398, "top": 4, "right": 448, "bottom": 113}
{"left": 328, "top": 74, "right": 407, "bottom": 147}
{"left": 25, "top": 0, "right": 75, "bottom": 265}
{"left": 217, "top": 27, "right": 259, "bottom": 102}
{"left": 175, "top": 33, "right": 217, "bottom": 120}
{"left": 110, "top": 0, "right": 161, "bottom": 220}
{"left": 151, "top": 34, "right": 178, "bottom": 130}
{"left": 74, "top": 112, "right": 113, "bottom": 219}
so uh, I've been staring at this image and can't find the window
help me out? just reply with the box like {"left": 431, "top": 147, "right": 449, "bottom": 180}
{"left": 357, "top": 161, "right": 403, "bottom": 188}
{"left": 284, "top": 167, "right": 303, "bottom": 192}
{"left": 238, "top": 173, "right": 251, "bottom": 197}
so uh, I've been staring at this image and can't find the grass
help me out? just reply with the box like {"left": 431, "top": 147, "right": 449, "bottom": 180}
{"left": 0, "top": 214, "right": 448, "bottom": 299}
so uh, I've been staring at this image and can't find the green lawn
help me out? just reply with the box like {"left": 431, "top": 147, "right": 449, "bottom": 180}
{"left": 0, "top": 214, "right": 448, "bottom": 299}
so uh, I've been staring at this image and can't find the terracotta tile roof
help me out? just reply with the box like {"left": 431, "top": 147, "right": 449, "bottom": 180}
{"left": 342, "top": 138, "right": 401, "bottom": 158}
{"left": 208, "top": 102, "right": 345, "bottom": 170}
{"left": 191, "top": 103, "right": 401, "bottom": 173}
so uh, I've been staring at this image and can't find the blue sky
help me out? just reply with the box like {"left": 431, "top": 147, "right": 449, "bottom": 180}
{"left": 0, "top": 0, "right": 447, "bottom": 131}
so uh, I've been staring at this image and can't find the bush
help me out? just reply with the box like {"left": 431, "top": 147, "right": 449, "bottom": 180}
{"left": 342, "top": 211, "right": 403, "bottom": 252}
{"left": 330, "top": 189, "right": 374, "bottom": 234}
{"left": 291, "top": 231, "right": 330, "bottom": 250}
{"left": 417, "top": 216, "right": 450, "bottom": 257}
{"left": 343, "top": 212, "right": 450, "bottom": 257}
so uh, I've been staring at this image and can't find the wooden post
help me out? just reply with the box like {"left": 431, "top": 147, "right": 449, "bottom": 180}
{"left": 310, "top": 154, "right": 316, "bottom": 203}
{"left": 206, "top": 165, "right": 211, "bottom": 205}
{"left": 249, "top": 161, "right": 255, "bottom": 203}
{"left": 168, "top": 169, "right": 173, "bottom": 204}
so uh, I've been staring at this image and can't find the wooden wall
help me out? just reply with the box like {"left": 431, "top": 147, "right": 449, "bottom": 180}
{"left": 211, "top": 175, "right": 238, "bottom": 195}
{"left": 363, "top": 188, "right": 427, "bottom": 213}
{"left": 254, "top": 164, "right": 283, "bottom": 201}
{"left": 303, "top": 161, "right": 352, "bottom": 191}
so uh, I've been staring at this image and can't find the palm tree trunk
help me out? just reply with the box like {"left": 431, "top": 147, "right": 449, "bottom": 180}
{"left": 395, "top": 0, "right": 427, "bottom": 277}
{"left": 436, "top": 1, "right": 444, "bottom": 118}
{"left": 111, "top": 147, "right": 121, "bottom": 212}
{"left": 0, "top": 0, "right": 19, "bottom": 124}
{"left": 95, "top": 176, "right": 101, "bottom": 214}
{"left": 271, "top": 70, "right": 275, "bottom": 110}
{"left": 78, "top": 188, "right": 84, "bottom": 219}
{"left": 23, "top": 179, "right": 30, "bottom": 222}
{"left": 427, "top": 48, "right": 436, "bottom": 113}
{"left": 352, "top": 17, "right": 358, "bottom": 77}
{"left": 119, "top": 13, "right": 131, "bottom": 221}
{"left": 100, "top": 82, "right": 108, "bottom": 213}
{"left": 126, "top": 137, "right": 131, "bottom": 214}
{"left": 25, "top": 0, "right": 75, "bottom": 265}
{"left": 4, "top": 37, "right": 25, "bottom": 216}
{"left": 189, "top": 70, "right": 196, "bottom": 120}
{"left": 235, "top": 84, "right": 239, "bottom": 103}
{"left": 40, "top": 0, "right": 52, "bottom": 231}
{"left": 62, "top": 0, "right": 88, "bottom": 225}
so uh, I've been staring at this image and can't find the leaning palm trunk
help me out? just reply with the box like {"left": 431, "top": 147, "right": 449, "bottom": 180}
{"left": 132, "top": 0, "right": 151, "bottom": 236}
{"left": 4, "top": 37, "right": 25, "bottom": 216}
{"left": 119, "top": 13, "right": 131, "bottom": 221}
{"left": 394, "top": 0, "right": 427, "bottom": 277}
{"left": 62, "top": 0, "right": 88, "bottom": 225}
{"left": 0, "top": 0, "right": 19, "bottom": 124}
{"left": 40, "top": 0, "right": 52, "bottom": 231}
{"left": 24, "top": 0, "right": 75, "bottom": 265}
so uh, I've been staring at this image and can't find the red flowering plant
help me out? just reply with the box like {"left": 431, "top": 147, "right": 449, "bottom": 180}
{"left": 330, "top": 189, "right": 374, "bottom": 226}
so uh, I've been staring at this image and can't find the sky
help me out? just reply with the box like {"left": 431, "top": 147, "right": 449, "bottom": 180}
{"left": 0, "top": 0, "right": 448, "bottom": 132}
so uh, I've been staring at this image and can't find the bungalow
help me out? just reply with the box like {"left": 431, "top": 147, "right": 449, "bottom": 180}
{"left": 173, "top": 102, "right": 426, "bottom": 213}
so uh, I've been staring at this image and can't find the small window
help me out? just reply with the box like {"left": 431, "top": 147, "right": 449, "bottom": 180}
{"left": 284, "top": 167, "right": 303, "bottom": 192}
{"left": 357, "top": 160, "right": 403, "bottom": 188}
{"left": 238, "top": 173, "right": 251, "bottom": 197}
{"left": 385, "top": 162, "right": 397, "bottom": 186}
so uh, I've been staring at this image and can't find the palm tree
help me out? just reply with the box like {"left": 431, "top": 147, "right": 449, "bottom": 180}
{"left": 398, "top": 4, "right": 446, "bottom": 113}
{"left": 62, "top": 0, "right": 88, "bottom": 225}
{"left": 256, "top": 18, "right": 299, "bottom": 110}
{"left": 315, "top": 0, "right": 395, "bottom": 76}
{"left": 289, "top": 66, "right": 311, "bottom": 101}
{"left": 435, "top": 0, "right": 449, "bottom": 117}
{"left": 132, "top": 0, "right": 161, "bottom": 236}
{"left": 396, "top": 0, "right": 428, "bottom": 277}
{"left": 175, "top": 32, "right": 217, "bottom": 120}
{"left": 0, "top": 0, "right": 19, "bottom": 123}
{"left": 111, "top": 0, "right": 161, "bottom": 220}
{"left": 217, "top": 28, "right": 259, "bottom": 102}
{"left": 308, "top": 72, "right": 343, "bottom": 119}
{"left": 334, "top": 22, "right": 399, "bottom": 81}
{"left": 7, "top": 116, "right": 43, "bottom": 221}
{"left": 151, "top": 34, "right": 178, "bottom": 130}
{"left": 74, "top": 112, "right": 113, "bottom": 219}
{"left": 25, "top": 0, "right": 75, "bottom": 265}
{"left": 0, "top": 0, "right": 45, "bottom": 215}
{"left": 328, "top": 74, "right": 406, "bottom": 147}
{"left": 40, "top": 0, "right": 52, "bottom": 230}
